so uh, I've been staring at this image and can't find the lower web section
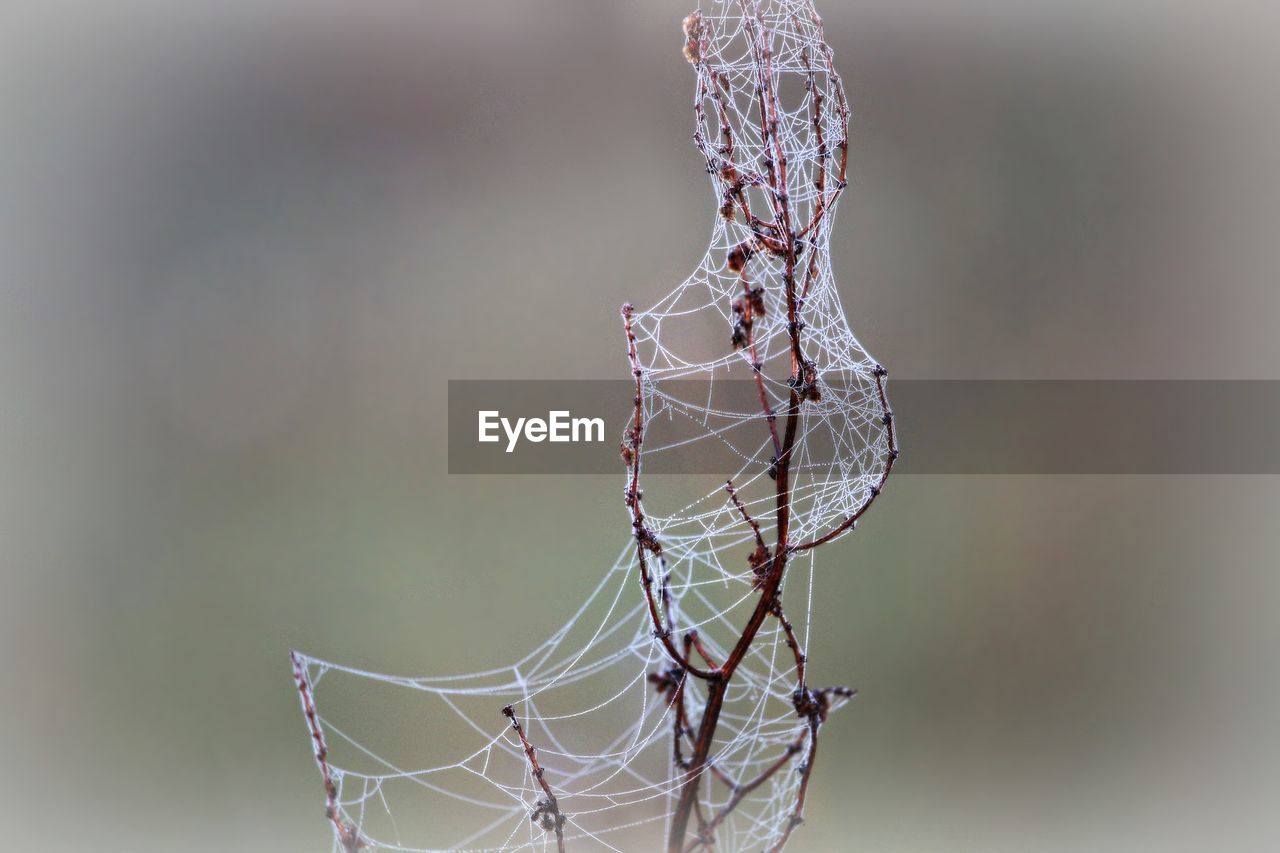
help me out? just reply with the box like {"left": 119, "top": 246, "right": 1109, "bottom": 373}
{"left": 292, "top": 534, "right": 850, "bottom": 852}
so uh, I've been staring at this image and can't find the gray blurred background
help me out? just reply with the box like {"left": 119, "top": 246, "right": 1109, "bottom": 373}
{"left": 2, "top": 0, "right": 1279, "bottom": 850}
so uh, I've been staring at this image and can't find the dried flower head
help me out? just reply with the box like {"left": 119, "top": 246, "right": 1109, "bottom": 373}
{"left": 726, "top": 240, "right": 755, "bottom": 273}
{"left": 682, "top": 11, "right": 703, "bottom": 64}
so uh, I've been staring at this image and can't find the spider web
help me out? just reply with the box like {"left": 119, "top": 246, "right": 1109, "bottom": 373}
{"left": 291, "top": 2, "right": 893, "bottom": 850}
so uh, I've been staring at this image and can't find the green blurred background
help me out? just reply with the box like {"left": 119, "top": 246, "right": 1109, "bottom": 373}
{"left": 2, "top": 0, "right": 1279, "bottom": 849}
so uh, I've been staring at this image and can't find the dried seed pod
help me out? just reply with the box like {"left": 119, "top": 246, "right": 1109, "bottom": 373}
{"left": 748, "top": 542, "right": 771, "bottom": 589}
{"left": 794, "top": 359, "right": 823, "bottom": 402}
{"left": 726, "top": 241, "right": 754, "bottom": 273}
{"left": 682, "top": 12, "right": 702, "bottom": 64}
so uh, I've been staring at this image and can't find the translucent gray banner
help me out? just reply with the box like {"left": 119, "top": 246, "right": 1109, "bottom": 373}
{"left": 448, "top": 380, "right": 1280, "bottom": 475}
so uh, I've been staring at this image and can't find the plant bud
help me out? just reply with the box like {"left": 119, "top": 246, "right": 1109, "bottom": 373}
{"left": 682, "top": 12, "right": 703, "bottom": 64}
{"left": 726, "top": 241, "right": 754, "bottom": 273}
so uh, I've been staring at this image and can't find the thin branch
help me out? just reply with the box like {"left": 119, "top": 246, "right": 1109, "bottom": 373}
{"left": 502, "top": 705, "right": 567, "bottom": 853}
{"left": 651, "top": 655, "right": 738, "bottom": 792}
{"left": 767, "top": 716, "right": 820, "bottom": 853}
{"left": 688, "top": 13, "right": 781, "bottom": 242}
{"left": 669, "top": 6, "right": 812, "bottom": 846}
{"left": 290, "top": 652, "right": 364, "bottom": 853}
{"left": 730, "top": 269, "right": 782, "bottom": 458}
{"left": 684, "top": 730, "right": 808, "bottom": 852}
{"left": 725, "top": 478, "right": 772, "bottom": 589}
{"left": 724, "top": 479, "right": 766, "bottom": 550}
{"left": 771, "top": 599, "right": 807, "bottom": 692}
{"left": 795, "top": 48, "right": 832, "bottom": 242}
{"left": 686, "top": 629, "right": 720, "bottom": 671}
{"left": 622, "top": 304, "right": 719, "bottom": 682}
{"left": 790, "top": 366, "right": 898, "bottom": 551}
{"left": 797, "top": 0, "right": 852, "bottom": 248}
{"left": 662, "top": 5, "right": 892, "bottom": 850}
{"left": 767, "top": 686, "right": 856, "bottom": 852}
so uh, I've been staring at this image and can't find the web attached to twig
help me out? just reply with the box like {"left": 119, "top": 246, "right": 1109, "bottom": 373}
{"left": 291, "top": 2, "right": 894, "bottom": 850}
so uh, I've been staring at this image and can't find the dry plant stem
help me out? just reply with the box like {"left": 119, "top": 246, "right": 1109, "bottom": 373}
{"left": 673, "top": 639, "right": 714, "bottom": 835}
{"left": 653, "top": 648, "right": 728, "bottom": 844}
{"left": 502, "top": 705, "right": 567, "bottom": 853}
{"left": 799, "top": 246, "right": 820, "bottom": 302}
{"left": 669, "top": 7, "right": 808, "bottom": 845}
{"left": 791, "top": 367, "right": 898, "bottom": 551}
{"left": 622, "top": 301, "right": 762, "bottom": 850}
{"left": 766, "top": 716, "right": 821, "bottom": 852}
{"left": 695, "top": 61, "right": 783, "bottom": 248}
{"left": 654, "top": 636, "right": 738, "bottom": 792}
{"left": 669, "top": 668, "right": 740, "bottom": 792}
{"left": 771, "top": 599, "right": 807, "bottom": 690}
{"left": 290, "top": 652, "right": 364, "bottom": 853}
{"left": 648, "top": 5, "right": 894, "bottom": 849}
{"left": 622, "top": 303, "right": 718, "bottom": 682}
{"left": 736, "top": 270, "right": 783, "bottom": 456}
{"left": 688, "top": 630, "right": 721, "bottom": 670}
{"left": 794, "top": 20, "right": 851, "bottom": 243}
{"left": 684, "top": 730, "right": 808, "bottom": 852}
{"left": 673, "top": 673, "right": 689, "bottom": 771}
{"left": 725, "top": 479, "right": 767, "bottom": 554}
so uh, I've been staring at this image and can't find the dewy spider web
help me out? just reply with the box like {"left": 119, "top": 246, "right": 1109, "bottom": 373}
{"left": 290, "top": 2, "right": 895, "bottom": 850}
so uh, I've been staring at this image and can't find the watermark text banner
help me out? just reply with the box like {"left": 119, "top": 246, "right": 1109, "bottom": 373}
{"left": 448, "top": 380, "right": 1280, "bottom": 474}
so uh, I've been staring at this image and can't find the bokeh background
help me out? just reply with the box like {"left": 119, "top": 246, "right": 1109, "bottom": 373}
{"left": 3, "top": 0, "right": 1280, "bottom": 849}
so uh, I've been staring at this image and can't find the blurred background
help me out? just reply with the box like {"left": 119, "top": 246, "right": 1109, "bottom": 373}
{"left": 2, "top": 0, "right": 1279, "bottom": 849}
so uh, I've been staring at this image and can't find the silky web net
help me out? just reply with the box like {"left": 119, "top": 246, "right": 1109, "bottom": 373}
{"left": 291, "top": 2, "right": 894, "bottom": 850}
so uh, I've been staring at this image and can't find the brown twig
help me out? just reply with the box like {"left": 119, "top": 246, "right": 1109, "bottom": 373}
{"left": 684, "top": 730, "right": 808, "bottom": 852}
{"left": 795, "top": 2, "right": 852, "bottom": 250}
{"left": 622, "top": 305, "right": 719, "bottom": 682}
{"left": 768, "top": 686, "right": 856, "bottom": 852}
{"left": 686, "top": 629, "right": 721, "bottom": 671}
{"left": 726, "top": 478, "right": 772, "bottom": 589}
{"left": 771, "top": 599, "right": 807, "bottom": 692}
{"left": 667, "top": 6, "right": 813, "bottom": 847}
{"left": 790, "top": 365, "right": 898, "bottom": 551}
{"left": 730, "top": 269, "right": 782, "bottom": 457}
{"left": 651, "top": 652, "right": 739, "bottom": 794}
{"left": 503, "top": 705, "right": 567, "bottom": 853}
{"left": 291, "top": 652, "right": 364, "bottom": 852}
{"left": 688, "top": 18, "right": 783, "bottom": 249}
{"left": 650, "top": 5, "right": 893, "bottom": 850}
{"left": 669, "top": 3, "right": 788, "bottom": 847}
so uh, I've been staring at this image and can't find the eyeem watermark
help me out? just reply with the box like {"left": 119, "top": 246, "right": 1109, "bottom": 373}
{"left": 451, "top": 379, "right": 1280, "bottom": 474}
{"left": 478, "top": 410, "right": 606, "bottom": 453}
